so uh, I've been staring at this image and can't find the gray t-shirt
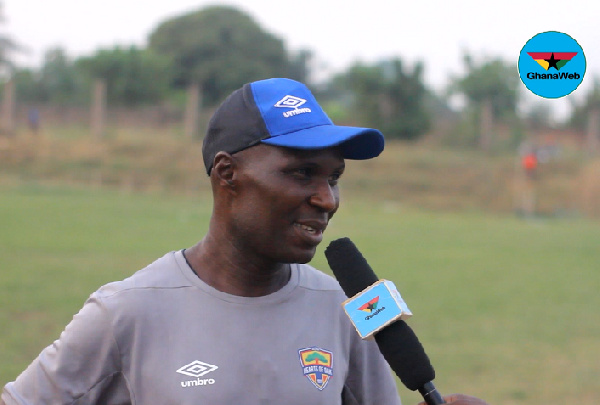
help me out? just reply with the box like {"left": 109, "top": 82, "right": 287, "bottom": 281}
{"left": 2, "top": 250, "right": 402, "bottom": 404}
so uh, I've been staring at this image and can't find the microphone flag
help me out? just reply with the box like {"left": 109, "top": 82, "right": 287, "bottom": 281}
{"left": 342, "top": 279, "right": 412, "bottom": 339}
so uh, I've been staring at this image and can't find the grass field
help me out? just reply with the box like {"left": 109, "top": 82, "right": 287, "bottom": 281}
{"left": 1, "top": 183, "right": 598, "bottom": 404}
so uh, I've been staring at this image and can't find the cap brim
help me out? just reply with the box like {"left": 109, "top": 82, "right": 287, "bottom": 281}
{"left": 261, "top": 124, "right": 384, "bottom": 160}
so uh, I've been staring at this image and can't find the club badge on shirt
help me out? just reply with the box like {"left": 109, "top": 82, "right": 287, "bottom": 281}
{"left": 298, "top": 347, "right": 333, "bottom": 390}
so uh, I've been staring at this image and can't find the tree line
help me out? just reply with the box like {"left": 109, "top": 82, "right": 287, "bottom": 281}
{"left": 9, "top": 6, "right": 313, "bottom": 109}
{"left": 2, "top": 4, "right": 598, "bottom": 144}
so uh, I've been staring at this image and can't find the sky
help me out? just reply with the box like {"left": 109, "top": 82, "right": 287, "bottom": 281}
{"left": 4, "top": 0, "right": 600, "bottom": 119}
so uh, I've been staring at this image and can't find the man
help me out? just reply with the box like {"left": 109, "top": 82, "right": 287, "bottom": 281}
{"left": 2, "top": 78, "right": 488, "bottom": 405}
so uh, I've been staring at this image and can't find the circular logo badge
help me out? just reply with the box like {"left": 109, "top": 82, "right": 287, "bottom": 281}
{"left": 518, "top": 31, "right": 586, "bottom": 99}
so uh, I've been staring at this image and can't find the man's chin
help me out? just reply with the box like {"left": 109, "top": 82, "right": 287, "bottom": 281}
{"left": 283, "top": 247, "right": 318, "bottom": 265}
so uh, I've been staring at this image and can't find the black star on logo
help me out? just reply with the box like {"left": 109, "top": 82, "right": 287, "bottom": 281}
{"left": 544, "top": 53, "right": 560, "bottom": 70}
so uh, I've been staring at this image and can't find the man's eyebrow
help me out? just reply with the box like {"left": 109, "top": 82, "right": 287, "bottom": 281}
{"left": 293, "top": 161, "right": 345, "bottom": 172}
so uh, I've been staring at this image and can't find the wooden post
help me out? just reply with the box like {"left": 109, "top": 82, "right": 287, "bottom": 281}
{"left": 479, "top": 98, "right": 493, "bottom": 151}
{"left": 184, "top": 82, "right": 200, "bottom": 139}
{"left": 91, "top": 79, "right": 106, "bottom": 140}
{"left": 1, "top": 78, "right": 15, "bottom": 135}
{"left": 586, "top": 107, "right": 599, "bottom": 154}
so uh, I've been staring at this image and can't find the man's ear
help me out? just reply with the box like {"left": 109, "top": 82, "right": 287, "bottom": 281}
{"left": 212, "top": 151, "right": 236, "bottom": 188}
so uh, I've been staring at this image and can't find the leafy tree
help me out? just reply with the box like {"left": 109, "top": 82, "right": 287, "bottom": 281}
{"left": 524, "top": 102, "right": 554, "bottom": 130}
{"left": 41, "top": 48, "right": 84, "bottom": 105}
{"left": 13, "top": 48, "right": 84, "bottom": 105}
{"left": 148, "top": 5, "right": 291, "bottom": 106}
{"left": 568, "top": 78, "right": 600, "bottom": 131}
{"left": 13, "top": 68, "right": 44, "bottom": 102}
{"left": 331, "top": 58, "right": 431, "bottom": 140}
{"left": 449, "top": 53, "right": 520, "bottom": 121}
{"left": 76, "top": 46, "right": 171, "bottom": 106}
{"left": 0, "top": 1, "right": 21, "bottom": 78}
{"left": 447, "top": 53, "right": 521, "bottom": 149}
{"left": 288, "top": 49, "right": 313, "bottom": 85}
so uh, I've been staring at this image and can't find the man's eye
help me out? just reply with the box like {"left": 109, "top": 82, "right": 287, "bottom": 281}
{"left": 329, "top": 172, "right": 342, "bottom": 185}
{"left": 292, "top": 168, "right": 312, "bottom": 178}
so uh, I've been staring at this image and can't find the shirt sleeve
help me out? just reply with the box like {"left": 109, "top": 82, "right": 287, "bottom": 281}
{"left": 1, "top": 293, "right": 130, "bottom": 404}
{"left": 342, "top": 337, "right": 403, "bottom": 405}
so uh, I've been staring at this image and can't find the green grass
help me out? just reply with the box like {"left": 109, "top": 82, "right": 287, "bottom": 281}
{"left": 1, "top": 184, "right": 599, "bottom": 404}
{"left": 0, "top": 184, "right": 211, "bottom": 381}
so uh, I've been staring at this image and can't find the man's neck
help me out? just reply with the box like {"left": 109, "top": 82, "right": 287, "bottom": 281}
{"left": 183, "top": 238, "right": 291, "bottom": 297}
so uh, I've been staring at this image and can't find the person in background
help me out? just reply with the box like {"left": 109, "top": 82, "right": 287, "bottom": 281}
{"left": 27, "top": 107, "right": 40, "bottom": 135}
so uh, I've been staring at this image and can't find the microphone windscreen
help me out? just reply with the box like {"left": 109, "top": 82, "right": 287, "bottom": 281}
{"left": 325, "top": 237, "right": 378, "bottom": 297}
{"left": 325, "top": 237, "right": 436, "bottom": 392}
{"left": 375, "top": 320, "right": 436, "bottom": 391}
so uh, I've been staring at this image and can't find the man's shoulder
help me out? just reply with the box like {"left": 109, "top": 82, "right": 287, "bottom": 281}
{"left": 295, "top": 263, "right": 344, "bottom": 294}
{"left": 96, "top": 251, "right": 192, "bottom": 300}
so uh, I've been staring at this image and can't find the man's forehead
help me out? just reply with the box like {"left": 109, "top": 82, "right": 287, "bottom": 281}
{"left": 273, "top": 145, "right": 345, "bottom": 161}
{"left": 233, "top": 143, "right": 345, "bottom": 170}
{"left": 257, "top": 144, "right": 344, "bottom": 166}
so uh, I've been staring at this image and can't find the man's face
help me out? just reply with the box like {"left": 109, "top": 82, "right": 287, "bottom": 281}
{"left": 228, "top": 144, "right": 345, "bottom": 265}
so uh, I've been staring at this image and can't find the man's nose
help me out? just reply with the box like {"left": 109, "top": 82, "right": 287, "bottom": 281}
{"left": 309, "top": 180, "right": 339, "bottom": 213}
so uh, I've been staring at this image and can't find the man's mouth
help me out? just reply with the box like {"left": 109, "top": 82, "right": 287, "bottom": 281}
{"left": 293, "top": 221, "right": 327, "bottom": 245}
{"left": 295, "top": 223, "right": 317, "bottom": 234}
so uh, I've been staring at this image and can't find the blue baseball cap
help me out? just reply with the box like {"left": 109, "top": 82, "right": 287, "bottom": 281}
{"left": 202, "top": 78, "right": 385, "bottom": 174}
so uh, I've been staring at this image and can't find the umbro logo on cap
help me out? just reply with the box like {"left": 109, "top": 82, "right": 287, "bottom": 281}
{"left": 275, "top": 95, "right": 307, "bottom": 108}
{"left": 274, "top": 95, "right": 312, "bottom": 118}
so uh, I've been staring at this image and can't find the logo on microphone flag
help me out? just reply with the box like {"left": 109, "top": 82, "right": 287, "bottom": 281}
{"left": 298, "top": 347, "right": 333, "bottom": 391}
{"left": 358, "top": 296, "right": 379, "bottom": 313}
{"left": 342, "top": 280, "right": 412, "bottom": 339}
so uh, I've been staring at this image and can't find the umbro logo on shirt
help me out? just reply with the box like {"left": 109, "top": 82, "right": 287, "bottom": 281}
{"left": 177, "top": 360, "right": 218, "bottom": 388}
{"left": 177, "top": 360, "right": 218, "bottom": 377}
{"left": 274, "top": 95, "right": 312, "bottom": 118}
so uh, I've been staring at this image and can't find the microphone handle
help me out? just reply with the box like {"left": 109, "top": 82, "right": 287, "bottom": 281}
{"left": 418, "top": 382, "right": 446, "bottom": 404}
